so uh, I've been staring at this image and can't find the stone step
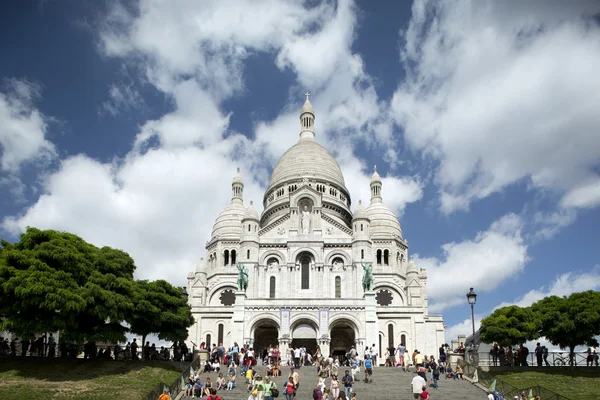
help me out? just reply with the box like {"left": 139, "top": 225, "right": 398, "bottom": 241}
{"left": 179, "top": 365, "right": 486, "bottom": 400}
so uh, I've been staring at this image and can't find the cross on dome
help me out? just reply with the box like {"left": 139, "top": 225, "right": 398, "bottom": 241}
{"left": 305, "top": 92, "right": 310, "bottom": 101}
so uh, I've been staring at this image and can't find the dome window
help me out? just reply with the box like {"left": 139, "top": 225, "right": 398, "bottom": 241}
{"left": 384, "top": 250, "right": 389, "bottom": 266}
{"left": 376, "top": 249, "right": 382, "bottom": 265}
{"left": 224, "top": 250, "right": 230, "bottom": 266}
{"left": 231, "top": 250, "right": 237, "bottom": 265}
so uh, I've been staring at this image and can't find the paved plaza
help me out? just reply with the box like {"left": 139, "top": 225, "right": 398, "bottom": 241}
{"left": 180, "top": 365, "right": 486, "bottom": 400}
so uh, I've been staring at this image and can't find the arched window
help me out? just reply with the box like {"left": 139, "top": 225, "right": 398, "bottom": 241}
{"left": 335, "top": 276, "right": 341, "bottom": 298}
{"left": 301, "top": 257, "right": 310, "bottom": 289}
{"left": 376, "top": 249, "right": 382, "bottom": 265}
{"left": 361, "top": 249, "right": 364, "bottom": 260}
{"left": 401, "top": 334, "right": 406, "bottom": 347}
{"left": 384, "top": 250, "right": 389, "bottom": 266}
{"left": 388, "top": 324, "right": 394, "bottom": 348}
{"left": 224, "top": 250, "right": 230, "bottom": 266}
{"left": 361, "top": 223, "right": 363, "bottom": 232}
{"left": 206, "top": 334, "right": 212, "bottom": 348}
{"left": 231, "top": 250, "right": 236, "bottom": 265}
{"left": 247, "top": 249, "right": 250, "bottom": 259}
{"left": 248, "top": 224, "right": 251, "bottom": 232}
{"left": 218, "top": 324, "right": 224, "bottom": 345}
{"left": 270, "top": 277, "right": 276, "bottom": 298}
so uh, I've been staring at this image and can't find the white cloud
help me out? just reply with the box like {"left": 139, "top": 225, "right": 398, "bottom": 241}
{"left": 500, "top": 265, "right": 600, "bottom": 309}
{"left": 532, "top": 208, "right": 577, "bottom": 240}
{"left": 420, "top": 213, "right": 528, "bottom": 313}
{"left": 444, "top": 315, "right": 482, "bottom": 344}
{"left": 0, "top": 78, "right": 55, "bottom": 171}
{"left": 3, "top": 146, "right": 265, "bottom": 284}
{"left": 101, "top": 83, "right": 144, "bottom": 116}
{"left": 392, "top": 0, "right": 600, "bottom": 214}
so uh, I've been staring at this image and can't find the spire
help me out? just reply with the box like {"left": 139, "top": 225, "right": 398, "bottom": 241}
{"left": 370, "top": 165, "right": 382, "bottom": 203}
{"left": 232, "top": 167, "right": 244, "bottom": 203}
{"left": 299, "top": 92, "right": 315, "bottom": 141}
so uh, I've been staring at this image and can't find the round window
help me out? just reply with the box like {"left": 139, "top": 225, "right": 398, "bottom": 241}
{"left": 376, "top": 289, "right": 393, "bottom": 306}
{"left": 220, "top": 289, "right": 236, "bottom": 306}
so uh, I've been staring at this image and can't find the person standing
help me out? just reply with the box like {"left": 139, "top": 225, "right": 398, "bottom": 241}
{"left": 432, "top": 365, "right": 440, "bottom": 389}
{"left": 363, "top": 355, "right": 373, "bottom": 383}
{"left": 289, "top": 366, "right": 299, "bottom": 400}
{"left": 387, "top": 345, "right": 396, "bottom": 367}
{"left": 535, "top": 343, "right": 543, "bottom": 367}
{"left": 411, "top": 371, "right": 426, "bottom": 400}
{"left": 342, "top": 370, "right": 353, "bottom": 398}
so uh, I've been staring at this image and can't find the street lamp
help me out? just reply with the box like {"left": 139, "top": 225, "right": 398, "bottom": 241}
{"left": 466, "top": 287, "right": 477, "bottom": 341}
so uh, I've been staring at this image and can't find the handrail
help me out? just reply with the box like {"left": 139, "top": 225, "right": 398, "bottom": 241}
{"left": 142, "top": 356, "right": 202, "bottom": 400}
{"left": 457, "top": 359, "right": 572, "bottom": 400}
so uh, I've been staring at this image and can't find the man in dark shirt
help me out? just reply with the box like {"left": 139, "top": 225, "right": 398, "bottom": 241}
{"left": 388, "top": 346, "right": 396, "bottom": 366}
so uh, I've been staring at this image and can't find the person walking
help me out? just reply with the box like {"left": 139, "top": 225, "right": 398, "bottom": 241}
{"left": 342, "top": 370, "right": 353, "bottom": 398}
{"left": 411, "top": 371, "right": 426, "bottom": 400}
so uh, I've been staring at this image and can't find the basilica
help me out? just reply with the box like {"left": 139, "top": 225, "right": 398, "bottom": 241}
{"left": 186, "top": 96, "right": 444, "bottom": 361}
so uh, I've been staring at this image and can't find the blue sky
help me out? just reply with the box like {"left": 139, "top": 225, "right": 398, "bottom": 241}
{"left": 1, "top": 0, "right": 600, "bottom": 342}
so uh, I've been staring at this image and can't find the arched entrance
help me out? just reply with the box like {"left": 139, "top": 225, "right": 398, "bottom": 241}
{"left": 253, "top": 320, "right": 279, "bottom": 361}
{"left": 291, "top": 319, "right": 318, "bottom": 355}
{"left": 330, "top": 320, "right": 356, "bottom": 363}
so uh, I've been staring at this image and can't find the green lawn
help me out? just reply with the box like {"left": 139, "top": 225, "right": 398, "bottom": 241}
{"left": 494, "top": 369, "right": 600, "bottom": 400}
{"left": 0, "top": 358, "right": 183, "bottom": 400}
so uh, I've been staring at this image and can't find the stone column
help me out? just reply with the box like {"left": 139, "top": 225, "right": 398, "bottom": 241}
{"left": 279, "top": 335, "right": 291, "bottom": 365}
{"left": 318, "top": 336, "right": 331, "bottom": 358}
{"left": 364, "top": 291, "right": 378, "bottom": 357}
{"left": 232, "top": 291, "right": 247, "bottom": 347}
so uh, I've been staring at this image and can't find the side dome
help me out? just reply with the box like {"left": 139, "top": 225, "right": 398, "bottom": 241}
{"left": 366, "top": 202, "right": 402, "bottom": 238}
{"left": 352, "top": 200, "right": 368, "bottom": 220}
{"left": 211, "top": 202, "right": 246, "bottom": 239}
{"left": 267, "top": 140, "right": 347, "bottom": 193}
{"left": 243, "top": 201, "right": 259, "bottom": 221}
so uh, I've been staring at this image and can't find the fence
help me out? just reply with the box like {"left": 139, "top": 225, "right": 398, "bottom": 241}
{"left": 474, "top": 351, "right": 595, "bottom": 367}
{"left": 142, "top": 355, "right": 202, "bottom": 400}
{"left": 458, "top": 359, "right": 571, "bottom": 400}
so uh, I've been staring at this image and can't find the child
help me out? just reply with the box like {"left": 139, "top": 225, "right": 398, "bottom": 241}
{"left": 420, "top": 386, "right": 430, "bottom": 400}
{"left": 350, "top": 392, "right": 357, "bottom": 400}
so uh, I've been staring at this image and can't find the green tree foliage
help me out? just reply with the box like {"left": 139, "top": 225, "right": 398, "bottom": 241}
{"left": 532, "top": 290, "right": 600, "bottom": 366}
{"left": 480, "top": 305, "right": 540, "bottom": 347}
{"left": 130, "top": 280, "right": 194, "bottom": 359}
{"left": 0, "top": 228, "right": 136, "bottom": 341}
{"left": 0, "top": 227, "right": 194, "bottom": 347}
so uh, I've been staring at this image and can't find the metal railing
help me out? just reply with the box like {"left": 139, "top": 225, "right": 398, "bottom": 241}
{"left": 475, "top": 351, "right": 596, "bottom": 367}
{"left": 458, "top": 359, "right": 572, "bottom": 400}
{"left": 142, "top": 355, "right": 202, "bottom": 400}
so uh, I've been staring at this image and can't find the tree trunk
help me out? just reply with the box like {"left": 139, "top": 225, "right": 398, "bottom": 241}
{"left": 569, "top": 345, "right": 575, "bottom": 371}
{"left": 142, "top": 334, "right": 147, "bottom": 361}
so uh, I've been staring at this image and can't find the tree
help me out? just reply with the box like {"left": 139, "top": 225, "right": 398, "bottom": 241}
{"left": 480, "top": 305, "right": 540, "bottom": 347}
{"left": 532, "top": 290, "right": 600, "bottom": 367}
{"left": 129, "top": 279, "right": 194, "bottom": 360}
{"left": 0, "top": 227, "right": 136, "bottom": 341}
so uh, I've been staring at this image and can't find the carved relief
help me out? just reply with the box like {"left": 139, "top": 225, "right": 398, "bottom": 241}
{"left": 326, "top": 227, "right": 334, "bottom": 235}
{"left": 277, "top": 227, "right": 286, "bottom": 235}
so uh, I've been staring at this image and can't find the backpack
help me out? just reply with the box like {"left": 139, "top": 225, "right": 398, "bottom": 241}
{"left": 492, "top": 391, "right": 505, "bottom": 400}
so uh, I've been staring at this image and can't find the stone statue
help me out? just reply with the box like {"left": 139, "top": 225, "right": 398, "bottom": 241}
{"left": 362, "top": 262, "right": 373, "bottom": 292}
{"left": 301, "top": 205, "right": 311, "bottom": 234}
{"left": 236, "top": 263, "right": 248, "bottom": 292}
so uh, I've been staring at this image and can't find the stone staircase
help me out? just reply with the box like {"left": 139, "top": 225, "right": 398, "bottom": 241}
{"left": 179, "top": 365, "right": 486, "bottom": 400}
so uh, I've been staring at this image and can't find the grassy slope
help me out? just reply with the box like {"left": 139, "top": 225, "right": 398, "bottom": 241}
{"left": 0, "top": 358, "right": 183, "bottom": 400}
{"left": 494, "top": 369, "right": 600, "bottom": 400}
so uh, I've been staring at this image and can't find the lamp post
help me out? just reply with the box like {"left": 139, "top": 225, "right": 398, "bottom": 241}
{"left": 466, "top": 287, "right": 477, "bottom": 341}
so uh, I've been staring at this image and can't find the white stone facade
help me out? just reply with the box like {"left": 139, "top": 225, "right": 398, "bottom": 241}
{"left": 187, "top": 97, "right": 444, "bottom": 362}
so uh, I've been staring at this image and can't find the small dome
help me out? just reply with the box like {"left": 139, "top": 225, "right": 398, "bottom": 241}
{"left": 301, "top": 98, "right": 314, "bottom": 114}
{"left": 366, "top": 201, "right": 402, "bottom": 238}
{"left": 407, "top": 256, "right": 418, "bottom": 274}
{"left": 211, "top": 202, "right": 246, "bottom": 239}
{"left": 243, "top": 201, "right": 259, "bottom": 221}
{"left": 352, "top": 200, "right": 368, "bottom": 220}
{"left": 371, "top": 165, "right": 382, "bottom": 184}
{"left": 232, "top": 168, "right": 243, "bottom": 185}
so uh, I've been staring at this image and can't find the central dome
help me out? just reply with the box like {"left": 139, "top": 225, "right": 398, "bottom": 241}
{"left": 267, "top": 139, "right": 347, "bottom": 191}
